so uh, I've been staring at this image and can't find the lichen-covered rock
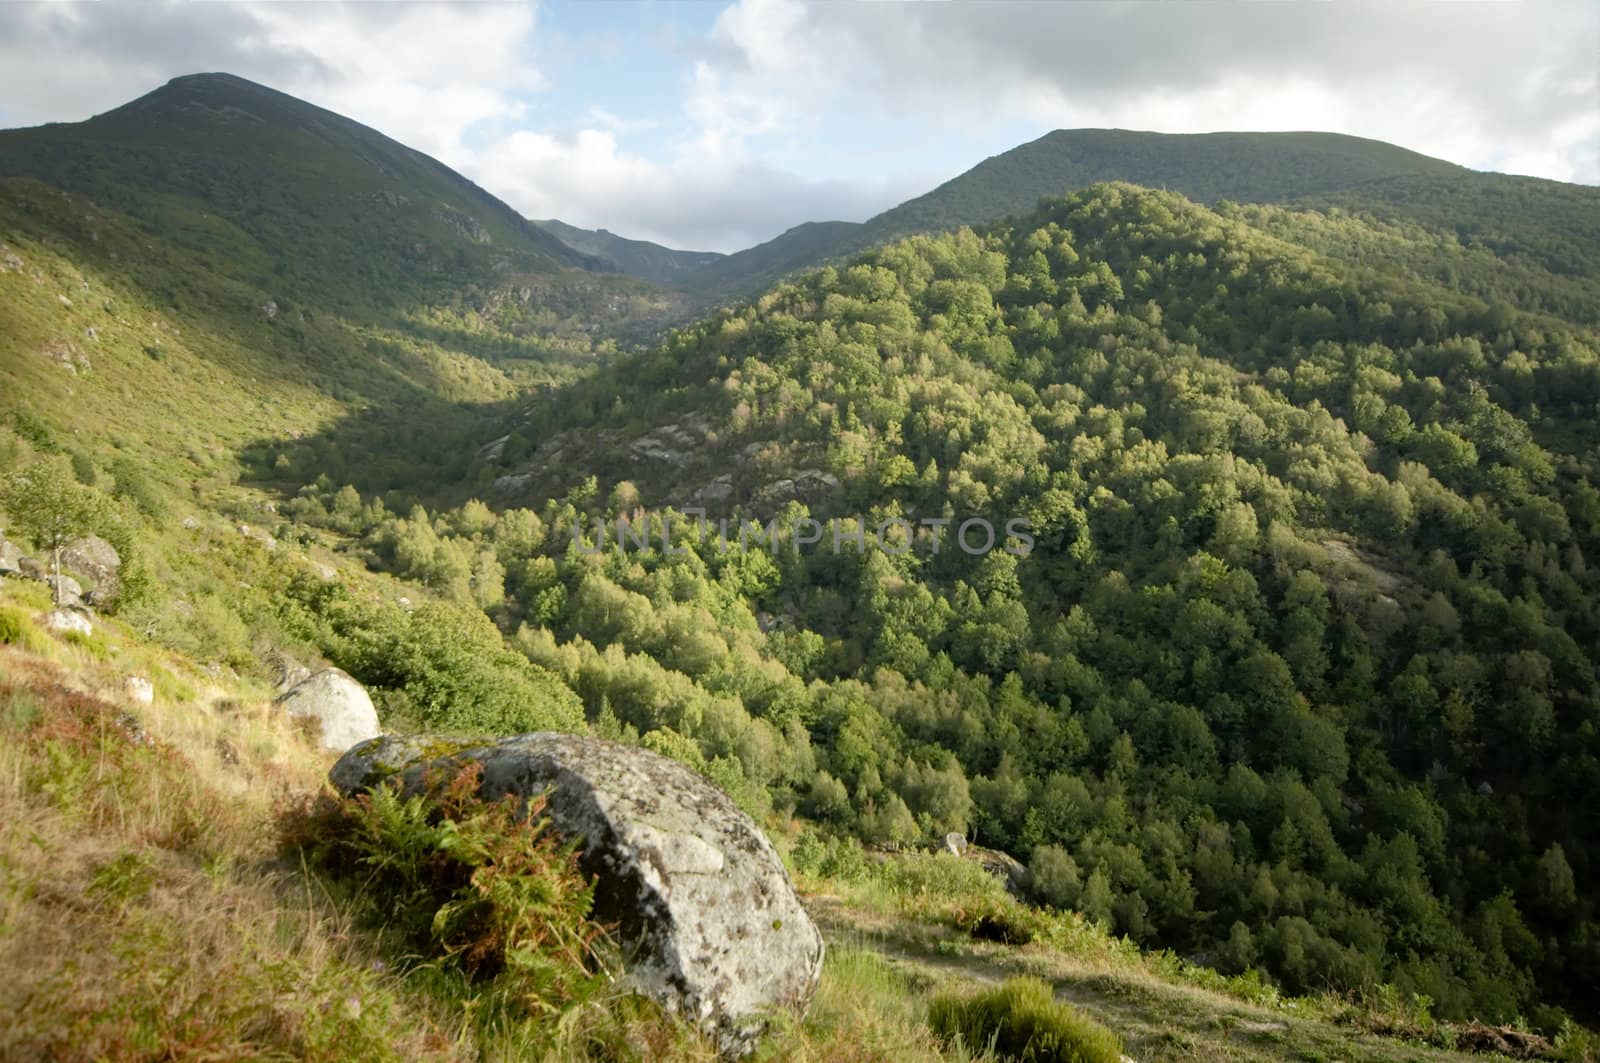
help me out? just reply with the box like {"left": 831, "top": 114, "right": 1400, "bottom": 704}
{"left": 124, "top": 676, "right": 155, "bottom": 705}
{"left": 275, "top": 668, "right": 380, "bottom": 752}
{"left": 61, "top": 535, "right": 121, "bottom": 598}
{"left": 42, "top": 609, "right": 92, "bottom": 637}
{"left": 263, "top": 649, "right": 313, "bottom": 693}
{"left": 46, "top": 574, "right": 83, "bottom": 607}
{"left": 0, "top": 537, "right": 22, "bottom": 576}
{"left": 332, "top": 732, "right": 824, "bottom": 1056}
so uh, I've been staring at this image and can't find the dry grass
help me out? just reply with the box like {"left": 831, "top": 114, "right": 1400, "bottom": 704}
{"left": 0, "top": 596, "right": 980, "bottom": 1062}
{"left": 0, "top": 613, "right": 464, "bottom": 1061}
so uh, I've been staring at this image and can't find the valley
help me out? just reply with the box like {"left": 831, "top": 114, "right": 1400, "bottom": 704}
{"left": 1, "top": 69, "right": 1598, "bottom": 1062}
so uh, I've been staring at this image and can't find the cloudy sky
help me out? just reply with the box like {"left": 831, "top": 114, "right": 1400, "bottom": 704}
{"left": 0, "top": 0, "right": 1595, "bottom": 253}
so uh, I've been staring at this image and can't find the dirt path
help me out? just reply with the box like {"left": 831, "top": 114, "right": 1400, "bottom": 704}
{"left": 808, "top": 896, "right": 1500, "bottom": 1063}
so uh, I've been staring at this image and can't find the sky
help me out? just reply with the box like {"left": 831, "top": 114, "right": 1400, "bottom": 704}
{"left": 0, "top": 1, "right": 1595, "bottom": 254}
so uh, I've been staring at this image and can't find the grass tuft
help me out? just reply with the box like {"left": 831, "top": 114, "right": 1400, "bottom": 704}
{"left": 927, "top": 976, "right": 1123, "bottom": 1063}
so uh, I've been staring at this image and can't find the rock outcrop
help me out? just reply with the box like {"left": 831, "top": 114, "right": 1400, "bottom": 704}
{"left": 42, "top": 609, "right": 92, "bottom": 637}
{"left": 124, "top": 676, "right": 155, "bottom": 705}
{"left": 967, "top": 844, "right": 1028, "bottom": 895}
{"left": 331, "top": 732, "right": 824, "bottom": 1056}
{"left": 61, "top": 535, "right": 121, "bottom": 599}
{"left": 275, "top": 668, "right": 381, "bottom": 752}
{"left": 46, "top": 574, "right": 83, "bottom": 607}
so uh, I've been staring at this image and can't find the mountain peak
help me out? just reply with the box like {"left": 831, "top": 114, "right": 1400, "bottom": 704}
{"left": 0, "top": 71, "right": 603, "bottom": 291}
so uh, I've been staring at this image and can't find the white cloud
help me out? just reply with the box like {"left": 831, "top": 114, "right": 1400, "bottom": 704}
{"left": 749, "top": 0, "right": 1600, "bottom": 183}
{"left": 246, "top": 2, "right": 541, "bottom": 168}
{"left": 0, "top": 1, "right": 540, "bottom": 170}
{"left": 477, "top": 125, "right": 918, "bottom": 252}
{"left": 0, "top": 0, "right": 1593, "bottom": 254}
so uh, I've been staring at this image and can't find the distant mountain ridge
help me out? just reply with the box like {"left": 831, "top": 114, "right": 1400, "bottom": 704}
{"left": 671, "top": 128, "right": 1486, "bottom": 298}
{"left": 0, "top": 72, "right": 607, "bottom": 309}
{"left": 534, "top": 219, "right": 723, "bottom": 286}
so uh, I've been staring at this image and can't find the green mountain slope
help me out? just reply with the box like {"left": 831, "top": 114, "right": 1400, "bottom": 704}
{"left": 280, "top": 183, "right": 1600, "bottom": 1029}
{"left": 676, "top": 128, "right": 1600, "bottom": 313}
{"left": 535, "top": 218, "right": 723, "bottom": 285}
{"left": 0, "top": 73, "right": 610, "bottom": 313}
{"left": 0, "top": 72, "right": 690, "bottom": 566}
{"left": 674, "top": 219, "right": 865, "bottom": 297}
{"left": 5, "top": 73, "right": 1600, "bottom": 1048}
{"left": 858, "top": 129, "right": 1463, "bottom": 245}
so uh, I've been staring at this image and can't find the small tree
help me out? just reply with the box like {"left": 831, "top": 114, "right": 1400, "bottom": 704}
{"left": 2, "top": 458, "right": 112, "bottom": 606}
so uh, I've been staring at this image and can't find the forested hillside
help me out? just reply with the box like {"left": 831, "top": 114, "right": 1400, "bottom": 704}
{"left": 273, "top": 183, "right": 1600, "bottom": 1029}
{"left": 856, "top": 130, "right": 1461, "bottom": 247}
{"left": 674, "top": 129, "right": 1599, "bottom": 314}
{"left": 4, "top": 68, "right": 1598, "bottom": 1046}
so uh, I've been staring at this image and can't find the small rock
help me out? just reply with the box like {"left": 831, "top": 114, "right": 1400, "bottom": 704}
{"left": 47, "top": 574, "right": 83, "bottom": 607}
{"left": 0, "top": 538, "right": 22, "bottom": 576}
{"left": 476, "top": 434, "right": 510, "bottom": 463}
{"left": 42, "top": 609, "right": 92, "bottom": 637}
{"left": 493, "top": 472, "right": 534, "bottom": 496}
{"left": 18, "top": 556, "right": 46, "bottom": 581}
{"left": 62, "top": 535, "right": 120, "bottom": 599}
{"left": 966, "top": 845, "right": 1028, "bottom": 895}
{"left": 943, "top": 832, "right": 968, "bottom": 856}
{"left": 182, "top": 516, "right": 199, "bottom": 530}
{"left": 124, "top": 677, "right": 155, "bottom": 705}
{"left": 691, "top": 474, "right": 735, "bottom": 504}
{"left": 114, "top": 711, "right": 149, "bottom": 745}
{"left": 275, "top": 668, "right": 381, "bottom": 753}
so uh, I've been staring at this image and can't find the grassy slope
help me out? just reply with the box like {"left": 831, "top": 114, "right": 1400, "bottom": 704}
{"left": 0, "top": 575, "right": 1535, "bottom": 1061}
{"left": 0, "top": 176, "right": 532, "bottom": 485}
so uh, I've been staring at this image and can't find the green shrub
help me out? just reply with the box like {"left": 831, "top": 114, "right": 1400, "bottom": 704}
{"left": 927, "top": 977, "right": 1122, "bottom": 1063}
{"left": 283, "top": 763, "right": 611, "bottom": 1024}
{"left": 1027, "top": 845, "right": 1083, "bottom": 910}
{"left": 0, "top": 605, "right": 48, "bottom": 653}
{"left": 110, "top": 457, "right": 167, "bottom": 519}
{"left": 952, "top": 893, "right": 1040, "bottom": 946}
{"left": 789, "top": 829, "right": 871, "bottom": 883}
{"left": 875, "top": 851, "right": 1004, "bottom": 902}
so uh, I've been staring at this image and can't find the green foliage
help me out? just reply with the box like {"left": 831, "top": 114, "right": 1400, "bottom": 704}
{"left": 4, "top": 77, "right": 1600, "bottom": 1035}
{"left": 0, "top": 605, "right": 48, "bottom": 653}
{"left": 927, "top": 977, "right": 1122, "bottom": 1063}
{"left": 2, "top": 457, "right": 112, "bottom": 554}
{"left": 277, "top": 577, "right": 585, "bottom": 736}
{"left": 381, "top": 182, "right": 1600, "bottom": 1026}
{"left": 284, "top": 763, "right": 610, "bottom": 1022}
